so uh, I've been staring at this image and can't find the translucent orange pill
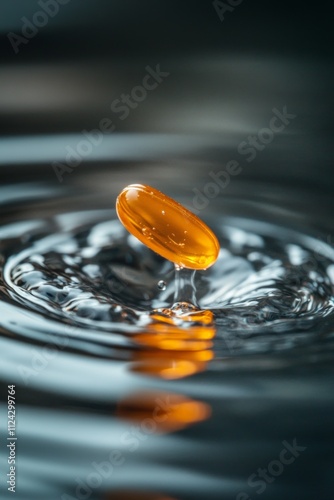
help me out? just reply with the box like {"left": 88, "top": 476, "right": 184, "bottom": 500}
{"left": 116, "top": 184, "right": 219, "bottom": 270}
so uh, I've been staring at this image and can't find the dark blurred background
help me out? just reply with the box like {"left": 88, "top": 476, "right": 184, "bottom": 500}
{"left": 0, "top": 0, "right": 333, "bottom": 171}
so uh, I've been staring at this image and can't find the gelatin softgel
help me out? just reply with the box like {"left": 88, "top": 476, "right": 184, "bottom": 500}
{"left": 116, "top": 184, "right": 220, "bottom": 270}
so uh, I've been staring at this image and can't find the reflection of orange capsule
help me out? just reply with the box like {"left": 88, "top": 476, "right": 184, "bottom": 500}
{"left": 130, "top": 323, "right": 215, "bottom": 379}
{"left": 116, "top": 391, "right": 211, "bottom": 433}
{"left": 131, "top": 349, "right": 214, "bottom": 379}
{"left": 116, "top": 184, "right": 219, "bottom": 270}
{"left": 134, "top": 323, "right": 216, "bottom": 351}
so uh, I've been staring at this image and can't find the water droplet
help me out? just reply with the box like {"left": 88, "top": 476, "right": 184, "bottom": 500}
{"left": 158, "top": 280, "right": 166, "bottom": 290}
{"left": 162, "top": 210, "right": 165, "bottom": 215}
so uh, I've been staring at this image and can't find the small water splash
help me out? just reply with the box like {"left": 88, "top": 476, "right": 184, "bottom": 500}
{"left": 151, "top": 265, "right": 216, "bottom": 326}
{"left": 1, "top": 210, "right": 333, "bottom": 356}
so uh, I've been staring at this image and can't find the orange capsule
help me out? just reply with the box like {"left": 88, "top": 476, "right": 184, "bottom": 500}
{"left": 116, "top": 184, "right": 219, "bottom": 270}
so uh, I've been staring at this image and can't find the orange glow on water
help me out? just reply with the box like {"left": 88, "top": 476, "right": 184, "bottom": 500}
{"left": 116, "top": 391, "right": 211, "bottom": 433}
{"left": 134, "top": 325, "right": 215, "bottom": 351}
{"left": 130, "top": 323, "right": 215, "bottom": 379}
{"left": 131, "top": 349, "right": 214, "bottom": 379}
